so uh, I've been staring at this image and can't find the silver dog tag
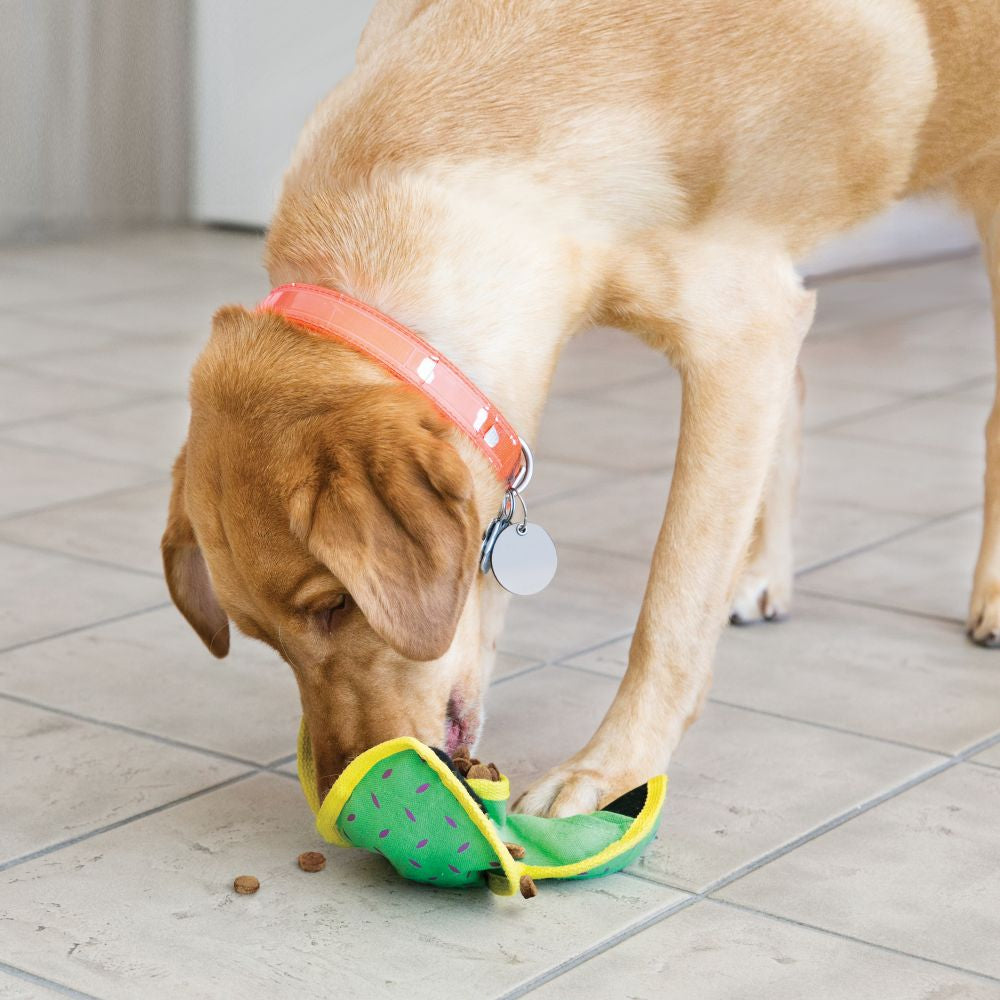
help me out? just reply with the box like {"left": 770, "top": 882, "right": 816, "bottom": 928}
{"left": 489, "top": 521, "right": 558, "bottom": 596}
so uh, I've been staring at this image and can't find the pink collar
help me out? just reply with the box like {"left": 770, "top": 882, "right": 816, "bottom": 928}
{"left": 258, "top": 283, "right": 525, "bottom": 484}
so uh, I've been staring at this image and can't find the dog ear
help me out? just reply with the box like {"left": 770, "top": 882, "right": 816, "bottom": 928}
{"left": 161, "top": 443, "right": 230, "bottom": 658}
{"left": 289, "top": 389, "right": 479, "bottom": 662}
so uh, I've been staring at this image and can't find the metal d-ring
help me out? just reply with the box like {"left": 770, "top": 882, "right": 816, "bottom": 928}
{"left": 508, "top": 439, "right": 534, "bottom": 495}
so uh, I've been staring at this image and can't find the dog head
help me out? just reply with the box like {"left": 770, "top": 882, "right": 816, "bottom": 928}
{"left": 162, "top": 305, "right": 488, "bottom": 801}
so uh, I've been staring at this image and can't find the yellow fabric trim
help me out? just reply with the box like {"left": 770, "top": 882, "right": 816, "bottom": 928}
{"left": 299, "top": 725, "right": 523, "bottom": 894}
{"left": 466, "top": 775, "right": 510, "bottom": 801}
{"left": 522, "top": 774, "right": 668, "bottom": 881}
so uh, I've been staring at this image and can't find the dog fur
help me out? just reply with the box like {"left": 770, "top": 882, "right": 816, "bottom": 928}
{"left": 163, "top": 0, "right": 1000, "bottom": 815}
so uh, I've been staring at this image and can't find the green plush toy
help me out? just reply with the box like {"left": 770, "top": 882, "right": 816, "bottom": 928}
{"left": 297, "top": 723, "right": 667, "bottom": 898}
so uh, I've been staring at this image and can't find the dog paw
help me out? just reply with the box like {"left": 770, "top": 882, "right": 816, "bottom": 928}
{"left": 967, "top": 578, "right": 1000, "bottom": 647}
{"left": 730, "top": 568, "right": 792, "bottom": 625}
{"left": 513, "top": 754, "right": 651, "bottom": 818}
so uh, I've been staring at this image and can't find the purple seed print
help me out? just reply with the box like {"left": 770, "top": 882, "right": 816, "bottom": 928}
{"left": 346, "top": 814, "right": 356, "bottom": 822}
{"left": 382, "top": 768, "right": 393, "bottom": 779}
{"left": 489, "top": 861, "right": 501, "bottom": 868}
{"left": 379, "top": 829, "right": 390, "bottom": 839}
{"left": 444, "top": 816, "right": 457, "bottom": 829}
{"left": 416, "top": 783, "right": 430, "bottom": 794}
{"left": 457, "top": 842, "right": 470, "bottom": 854}
{"left": 408, "top": 859, "right": 421, "bottom": 868}
{"left": 448, "top": 864, "right": 460, "bottom": 874}
{"left": 416, "top": 838, "right": 428, "bottom": 849}
{"left": 371, "top": 792, "right": 381, "bottom": 809}
{"left": 405, "top": 808, "right": 416, "bottom": 822}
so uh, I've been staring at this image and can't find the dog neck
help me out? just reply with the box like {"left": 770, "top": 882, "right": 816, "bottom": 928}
{"left": 266, "top": 164, "right": 604, "bottom": 496}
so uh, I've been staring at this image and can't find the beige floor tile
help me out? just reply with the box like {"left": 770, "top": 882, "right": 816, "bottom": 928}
{"left": 2, "top": 397, "right": 189, "bottom": 471}
{"left": 480, "top": 667, "right": 940, "bottom": 892}
{"left": 715, "top": 598, "right": 998, "bottom": 754}
{"left": 0, "top": 773, "right": 684, "bottom": 1000}
{"left": 0, "top": 227, "right": 263, "bottom": 300}
{"left": 972, "top": 743, "right": 1000, "bottom": 768}
{"left": 0, "top": 699, "right": 246, "bottom": 864}
{"left": 0, "top": 606, "right": 301, "bottom": 765}
{"left": 17, "top": 334, "right": 202, "bottom": 395}
{"left": 549, "top": 325, "right": 671, "bottom": 396}
{"left": 0, "top": 311, "right": 123, "bottom": 362}
{"left": 802, "top": 509, "right": 982, "bottom": 622}
{"left": 500, "top": 544, "right": 648, "bottom": 661}
{"left": 0, "top": 970, "right": 73, "bottom": 1000}
{"left": 0, "top": 544, "right": 166, "bottom": 650}
{"left": 799, "top": 434, "right": 982, "bottom": 518}
{"left": 523, "top": 457, "right": 617, "bottom": 505}
{"left": 0, "top": 480, "right": 170, "bottom": 575}
{"left": 808, "top": 258, "right": 989, "bottom": 338}
{"left": 719, "top": 764, "right": 1000, "bottom": 979}
{"left": 0, "top": 439, "right": 161, "bottom": 518}
{"left": 534, "top": 469, "right": 672, "bottom": 562}
{"left": 800, "top": 378, "right": 904, "bottom": 431}
{"left": 532, "top": 899, "right": 999, "bottom": 1000}
{"left": 25, "top": 275, "right": 269, "bottom": 340}
{"left": 793, "top": 496, "right": 923, "bottom": 571}
{"left": 0, "top": 365, "right": 140, "bottom": 426}
{"left": 828, "top": 391, "right": 990, "bottom": 457}
{"left": 800, "top": 323, "right": 991, "bottom": 396}
{"left": 536, "top": 394, "right": 677, "bottom": 472}
{"left": 566, "top": 599, "right": 1000, "bottom": 756}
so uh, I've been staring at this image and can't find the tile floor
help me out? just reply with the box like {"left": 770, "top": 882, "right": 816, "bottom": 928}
{"left": 1, "top": 227, "right": 999, "bottom": 999}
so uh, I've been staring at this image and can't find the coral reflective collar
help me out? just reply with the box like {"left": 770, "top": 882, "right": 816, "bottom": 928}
{"left": 258, "top": 283, "right": 525, "bottom": 484}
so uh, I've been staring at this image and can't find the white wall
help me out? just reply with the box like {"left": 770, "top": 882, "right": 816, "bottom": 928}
{"left": 192, "top": 0, "right": 376, "bottom": 226}
{"left": 192, "top": 0, "right": 979, "bottom": 270}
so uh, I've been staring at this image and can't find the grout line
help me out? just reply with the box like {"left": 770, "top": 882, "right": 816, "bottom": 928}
{"left": 803, "top": 245, "right": 980, "bottom": 286}
{"left": 0, "top": 691, "right": 268, "bottom": 770}
{"left": 531, "top": 464, "right": 671, "bottom": 511}
{"left": 796, "top": 588, "right": 965, "bottom": 627}
{"left": 498, "top": 893, "right": 701, "bottom": 1000}
{"left": 709, "top": 898, "right": 1000, "bottom": 986}
{"left": 508, "top": 731, "right": 1000, "bottom": 996}
{"left": 0, "top": 961, "right": 102, "bottom": 1000}
{"left": 793, "top": 502, "right": 982, "bottom": 578}
{"left": 0, "top": 537, "right": 164, "bottom": 580}
{"left": 490, "top": 662, "right": 548, "bottom": 687}
{"left": 705, "top": 697, "right": 950, "bottom": 757}
{"left": 0, "top": 601, "right": 172, "bottom": 656}
{"left": 0, "top": 771, "right": 258, "bottom": 874}
{"left": 0, "top": 476, "right": 170, "bottom": 525}
{"left": 0, "top": 387, "right": 184, "bottom": 432}
{"left": 0, "top": 433, "right": 168, "bottom": 473}
{"left": 806, "top": 374, "right": 994, "bottom": 436}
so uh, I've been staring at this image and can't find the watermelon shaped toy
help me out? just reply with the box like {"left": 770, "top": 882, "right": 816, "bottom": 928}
{"left": 297, "top": 722, "right": 667, "bottom": 898}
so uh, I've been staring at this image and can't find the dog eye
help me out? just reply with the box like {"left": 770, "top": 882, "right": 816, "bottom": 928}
{"left": 316, "top": 594, "right": 349, "bottom": 632}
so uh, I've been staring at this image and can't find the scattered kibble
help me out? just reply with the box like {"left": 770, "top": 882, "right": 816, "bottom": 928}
{"left": 519, "top": 874, "right": 538, "bottom": 899}
{"left": 233, "top": 875, "right": 260, "bottom": 895}
{"left": 487, "top": 763, "right": 501, "bottom": 781}
{"left": 297, "top": 851, "right": 326, "bottom": 873}
{"left": 466, "top": 763, "right": 492, "bottom": 780}
{"left": 505, "top": 842, "right": 526, "bottom": 860}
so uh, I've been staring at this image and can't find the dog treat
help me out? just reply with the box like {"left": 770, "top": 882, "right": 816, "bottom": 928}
{"left": 297, "top": 851, "right": 326, "bottom": 872}
{"left": 233, "top": 875, "right": 260, "bottom": 895}
{"left": 297, "top": 726, "right": 668, "bottom": 899}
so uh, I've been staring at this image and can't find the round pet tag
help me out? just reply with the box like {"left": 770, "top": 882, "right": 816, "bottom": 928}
{"left": 489, "top": 522, "right": 558, "bottom": 596}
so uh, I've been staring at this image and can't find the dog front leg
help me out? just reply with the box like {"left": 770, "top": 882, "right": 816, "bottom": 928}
{"left": 517, "top": 255, "right": 814, "bottom": 817}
